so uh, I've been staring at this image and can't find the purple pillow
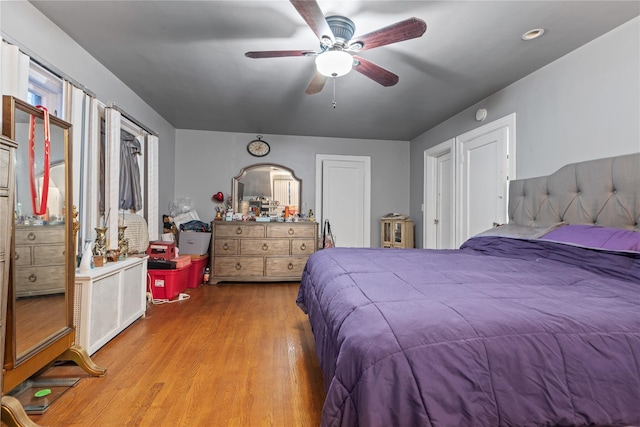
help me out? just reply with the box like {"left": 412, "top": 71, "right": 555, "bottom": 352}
{"left": 541, "top": 224, "right": 640, "bottom": 252}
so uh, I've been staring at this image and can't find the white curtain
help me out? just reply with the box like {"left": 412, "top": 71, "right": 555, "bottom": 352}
{"left": 63, "top": 81, "right": 96, "bottom": 254}
{"left": 146, "top": 134, "right": 159, "bottom": 241}
{"left": 104, "top": 107, "right": 121, "bottom": 249}
{"left": 1, "top": 40, "right": 29, "bottom": 100}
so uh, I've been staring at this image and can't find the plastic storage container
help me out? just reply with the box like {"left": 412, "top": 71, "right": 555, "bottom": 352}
{"left": 187, "top": 255, "right": 209, "bottom": 288}
{"left": 178, "top": 231, "right": 211, "bottom": 255}
{"left": 148, "top": 264, "right": 190, "bottom": 300}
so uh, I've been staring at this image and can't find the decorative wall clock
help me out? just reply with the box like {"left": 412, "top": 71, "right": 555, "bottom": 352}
{"left": 247, "top": 135, "right": 270, "bottom": 157}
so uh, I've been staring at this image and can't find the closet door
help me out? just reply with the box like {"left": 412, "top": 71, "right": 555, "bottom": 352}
{"left": 423, "top": 114, "right": 515, "bottom": 249}
{"left": 457, "top": 117, "right": 513, "bottom": 247}
{"left": 424, "top": 140, "right": 455, "bottom": 249}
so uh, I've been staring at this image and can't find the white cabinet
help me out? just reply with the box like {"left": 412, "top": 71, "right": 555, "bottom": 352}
{"left": 74, "top": 256, "right": 148, "bottom": 355}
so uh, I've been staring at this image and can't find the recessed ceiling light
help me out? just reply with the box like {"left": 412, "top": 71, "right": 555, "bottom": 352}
{"left": 522, "top": 28, "right": 545, "bottom": 41}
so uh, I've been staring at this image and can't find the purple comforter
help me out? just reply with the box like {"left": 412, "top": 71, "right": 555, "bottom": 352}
{"left": 297, "top": 236, "right": 640, "bottom": 427}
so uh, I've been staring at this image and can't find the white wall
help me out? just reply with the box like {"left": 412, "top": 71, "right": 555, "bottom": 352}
{"left": 0, "top": 1, "right": 177, "bottom": 235}
{"left": 174, "top": 130, "right": 410, "bottom": 247}
{"left": 410, "top": 17, "right": 640, "bottom": 247}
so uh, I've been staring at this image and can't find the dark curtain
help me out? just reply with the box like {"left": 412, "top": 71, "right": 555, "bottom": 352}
{"left": 119, "top": 130, "right": 142, "bottom": 211}
{"left": 99, "top": 120, "right": 143, "bottom": 213}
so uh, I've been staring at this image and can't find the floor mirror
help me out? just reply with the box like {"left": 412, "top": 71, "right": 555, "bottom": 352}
{"left": 1, "top": 96, "right": 104, "bottom": 427}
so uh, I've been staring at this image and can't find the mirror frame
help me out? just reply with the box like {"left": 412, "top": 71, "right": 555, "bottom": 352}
{"left": 2, "top": 95, "right": 75, "bottom": 392}
{"left": 231, "top": 163, "right": 301, "bottom": 214}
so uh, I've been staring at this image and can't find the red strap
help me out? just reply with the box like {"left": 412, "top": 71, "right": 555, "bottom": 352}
{"left": 29, "top": 105, "right": 51, "bottom": 216}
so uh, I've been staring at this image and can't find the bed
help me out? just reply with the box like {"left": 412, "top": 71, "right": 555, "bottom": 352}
{"left": 297, "top": 153, "right": 640, "bottom": 427}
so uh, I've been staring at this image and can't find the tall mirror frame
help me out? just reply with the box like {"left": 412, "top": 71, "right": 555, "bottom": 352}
{"left": 1, "top": 96, "right": 103, "bottom": 402}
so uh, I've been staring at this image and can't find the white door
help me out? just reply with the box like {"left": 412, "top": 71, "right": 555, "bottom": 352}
{"left": 315, "top": 155, "right": 371, "bottom": 247}
{"left": 424, "top": 139, "right": 455, "bottom": 249}
{"left": 457, "top": 114, "right": 515, "bottom": 246}
{"left": 424, "top": 114, "right": 516, "bottom": 249}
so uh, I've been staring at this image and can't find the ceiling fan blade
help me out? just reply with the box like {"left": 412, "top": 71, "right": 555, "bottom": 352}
{"left": 290, "top": 0, "right": 335, "bottom": 45}
{"left": 353, "top": 56, "right": 399, "bottom": 87}
{"left": 245, "top": 50, "right": 316, "bottom": 59}
{"left": 349, "top": 17, "right": 426, "bottom": 52}
{"left": 305, "top": 72, "right": 328, "bottom": 95}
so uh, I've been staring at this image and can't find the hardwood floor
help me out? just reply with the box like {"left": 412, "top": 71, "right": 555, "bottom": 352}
{"left": 12, "top": 282, "right": 325, "bottom": 426}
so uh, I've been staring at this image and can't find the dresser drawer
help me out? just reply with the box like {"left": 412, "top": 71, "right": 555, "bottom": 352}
{"left": 214, "top": 256, "right": 264, "bottom": 277}
{"left": 15, "top": 265, "right": 66, "bottom": 296}
{"left": 14, "top": 246, "right": 32, "bottom": 266}
{"left": 213, "top": 239, "right": 238, "bottom": 255}
{"left": 241, "top": 239, "right": 290, "bottom": 256}
{"left": 0, "top": 147, "right": 9, "bottom": 189}
{"left": 215, "top": 224, "right": 265, "bottom": 238}
{"left": 0, "top": 198, "right": 8, "bottom": 255}
{"left": 266, "top": 224, "right": 315, "bottom": 238}
{"left": 15, "top": 226, "right": 65, "bottom": 245}
{"left": 265, "top": 257, "right": 309, "bottom": 277}
{"left": 291, "top": 239, "right": 315, "bottom": 256}
{"left": 33, "top": 244, "right": 66, "bottom": 265}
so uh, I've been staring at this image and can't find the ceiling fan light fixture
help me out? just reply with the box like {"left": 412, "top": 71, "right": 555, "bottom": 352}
{"left": 315, "top": 50, "right": 353, "bottom": 77}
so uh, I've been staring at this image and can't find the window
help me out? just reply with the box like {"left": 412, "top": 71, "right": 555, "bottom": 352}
{"left": 28, "top": 61, "right": 63, "bottom": 117}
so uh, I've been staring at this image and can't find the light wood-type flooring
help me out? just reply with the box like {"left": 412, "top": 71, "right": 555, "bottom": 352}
{"left": 12, "top": 282, "right": 326, "bottom": 426}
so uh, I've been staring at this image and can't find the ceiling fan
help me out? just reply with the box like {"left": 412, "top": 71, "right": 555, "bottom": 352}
{"left": 245, "top": 0, "right": 427, "bottom": 95}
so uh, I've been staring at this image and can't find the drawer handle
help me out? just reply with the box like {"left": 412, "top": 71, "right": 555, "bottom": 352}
{"left": 287, "top": 262, "right": 294, "bottom": 270}
{"left": 288, "top": 228, "right": 294, "bottom": 235}
{"left": 223, "top": 243, "right": 229, "bottom": 250}
{"left": 28, "top": 274, "right": 37, "bottom": 283}
{"left": 27, "top": 232, "right": 36, "bottom": 241}
{"left": 300, "top": 243, "right": 306, "bottom": 251}
{"left": 236, "top": 227, "right": 243, "bottom": 235}
{"left": 262, "top": 243, "right": 269, "bottom": 251}
{"left": 235, "top": 263, "right": 242, "bottom": 270}
{"left": 15, "top": 253, "right": 20, "bottom": 261}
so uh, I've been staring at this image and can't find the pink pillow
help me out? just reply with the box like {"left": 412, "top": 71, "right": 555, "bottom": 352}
{"left": 541, "top": 224, "right": 640, "bottom": 252}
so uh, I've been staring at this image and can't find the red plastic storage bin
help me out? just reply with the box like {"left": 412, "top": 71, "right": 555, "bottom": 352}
{"left": 148, "top": 265, "right": 190, "bottom": 300}
{"left": 187, "top": 255, "right": 209, "bottom": 288}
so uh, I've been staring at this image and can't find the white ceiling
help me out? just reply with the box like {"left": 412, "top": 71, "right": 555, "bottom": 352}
{"left": 31, "top": 1, "right": 640, "bottom": 141}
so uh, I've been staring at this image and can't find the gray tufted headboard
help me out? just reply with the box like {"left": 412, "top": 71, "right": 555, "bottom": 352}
{"left": 508, "top": 153, "right": 640, "bottom": 231}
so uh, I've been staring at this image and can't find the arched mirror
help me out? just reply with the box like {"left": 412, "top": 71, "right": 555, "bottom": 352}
{"left": 2, "top": 95, "right": 77, "bottom": 394}
{"left": 232, "top": 164, "right": 301, "bottom": 217}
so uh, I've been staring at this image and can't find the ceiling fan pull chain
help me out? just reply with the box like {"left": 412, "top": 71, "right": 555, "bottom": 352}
{"left": 332, "top": 77, "right": 337, "bottom": 109}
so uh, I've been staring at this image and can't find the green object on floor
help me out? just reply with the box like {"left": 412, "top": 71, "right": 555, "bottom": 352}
{"left": 34, "top": 389, "right": 51, "bottom": 398}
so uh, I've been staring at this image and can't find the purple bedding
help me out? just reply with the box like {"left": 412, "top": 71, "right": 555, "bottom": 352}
{"left": 297, "top": 236, "right": 640, "bottom": 427}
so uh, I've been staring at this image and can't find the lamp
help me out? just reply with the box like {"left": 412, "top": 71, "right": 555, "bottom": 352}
{"left": 315, "top": 50, "right": 353, "bottom": 77}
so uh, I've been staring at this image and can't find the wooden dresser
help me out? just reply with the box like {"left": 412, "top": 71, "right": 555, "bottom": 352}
{"left": 1, "top": 136, "right": 17, "bottom": 401}
{"left": 14, "top": 224, "right": 66, "bottom": 297}
{"left": 0, "top": 137, "right": 16, "bottom": 301}
{"left": 210, "top": 221, "right": 318, "bottom": 283}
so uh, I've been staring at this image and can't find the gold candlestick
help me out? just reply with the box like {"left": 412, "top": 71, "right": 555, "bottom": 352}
{"left": 118, "top": 225, "right": 128, "bottom": 260}
{"left": 93, "top": 227, "right": 107, "bottom": 263}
